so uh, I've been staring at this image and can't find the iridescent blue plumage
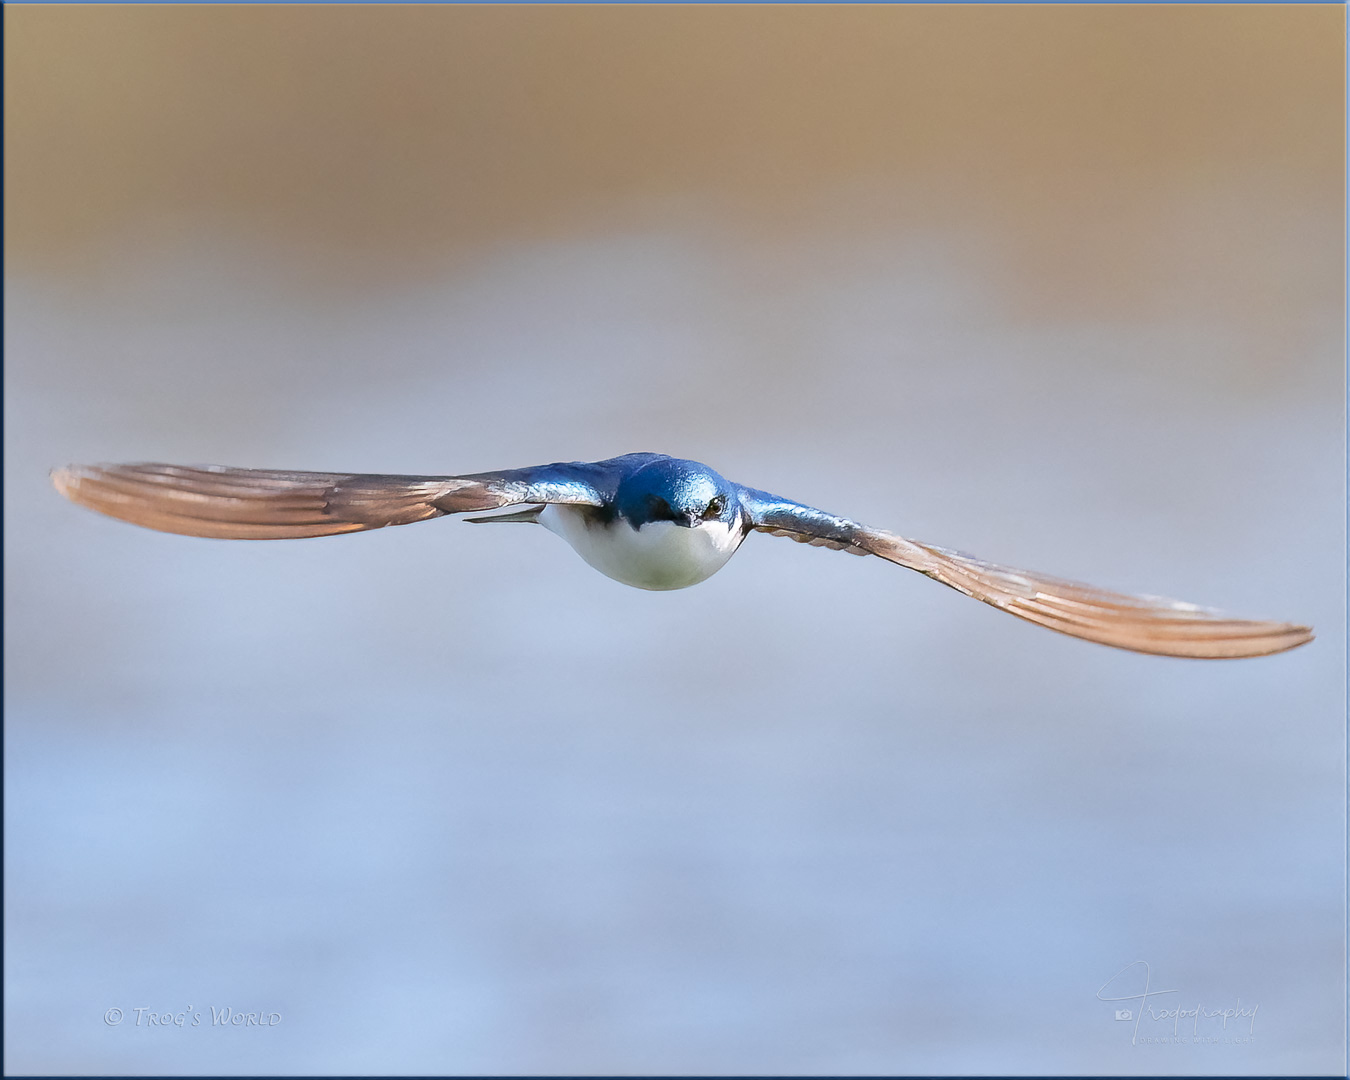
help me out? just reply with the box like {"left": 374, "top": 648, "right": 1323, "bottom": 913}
{"left": 613, "top": 457, "right": 739, "bottom": 529}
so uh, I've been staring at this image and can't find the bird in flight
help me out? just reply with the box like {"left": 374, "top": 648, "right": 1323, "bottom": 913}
{"left": 51, "top": 453, "right": 1311, "bottom": 659}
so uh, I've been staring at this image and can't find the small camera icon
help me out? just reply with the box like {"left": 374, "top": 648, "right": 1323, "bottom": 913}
{"left": 1114, "top": 1010, "right": 1133, "bottom": 1021}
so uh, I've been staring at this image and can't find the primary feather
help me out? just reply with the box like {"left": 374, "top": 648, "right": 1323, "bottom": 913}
{"left": 736, "top": 484, "right": 1312, "bottom": 659}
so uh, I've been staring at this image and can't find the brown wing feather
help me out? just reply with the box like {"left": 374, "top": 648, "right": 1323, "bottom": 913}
{"left": 742, "top": 481, "right": 1312, "bottom": 659}
{"left": 50, "top": 463, "right": 527, "bottom": 540}
{"left": 857, "top": 529, "right": 1313, "bottom": 659}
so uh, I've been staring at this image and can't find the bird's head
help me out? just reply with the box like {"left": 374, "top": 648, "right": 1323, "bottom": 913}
{"left": 613, "top": 458, "right": 741, "bottom": 531}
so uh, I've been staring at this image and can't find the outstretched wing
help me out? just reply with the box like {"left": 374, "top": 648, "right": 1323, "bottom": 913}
{"left": 51, "top": 459, "right": 625, "bottom": 540}
{"left": 737, "top": 486, "right": 1313, "bottom": 659}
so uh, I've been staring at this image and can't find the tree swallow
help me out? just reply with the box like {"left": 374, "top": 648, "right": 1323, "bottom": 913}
{"left": 51, "top": 453, "right": 1312, "bottom": 659}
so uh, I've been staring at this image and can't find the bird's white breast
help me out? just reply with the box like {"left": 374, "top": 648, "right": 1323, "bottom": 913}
{"left": 539, "top": 504, "right": 743, "bottom": 591}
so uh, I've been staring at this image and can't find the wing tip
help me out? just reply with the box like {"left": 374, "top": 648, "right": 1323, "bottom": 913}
{"left": 52, "top": 462, "right": 129, "bottom": 511}
{"left": 1102, "top": 619, "right": 1314, "bottom": 659}
{"left": 1275, "top": 623, "right": 1315, "bottom": 653}
{"left": 51, "top": 463, "right": 91, "bottom": 504}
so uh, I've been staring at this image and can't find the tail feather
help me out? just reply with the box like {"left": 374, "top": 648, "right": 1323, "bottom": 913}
{"left": 464, "top": 505, "right": 545, "bottom": 525}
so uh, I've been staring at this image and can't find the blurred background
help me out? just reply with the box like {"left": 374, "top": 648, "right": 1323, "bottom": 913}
{"left": 5, "top": 5, "right": 1343, "bottom": 1075}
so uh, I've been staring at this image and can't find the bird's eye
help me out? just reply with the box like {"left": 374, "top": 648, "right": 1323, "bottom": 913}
{"left": 703, "top": 496, "right": 724, "bottom": 519}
